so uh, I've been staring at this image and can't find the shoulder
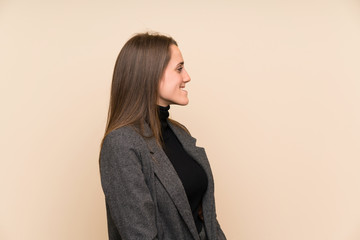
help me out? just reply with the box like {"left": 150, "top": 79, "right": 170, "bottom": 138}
{"left": 101, "top": 125, "right": 147, "bottom": 153}
{"left": 100, "top": 126, "right": 152, "bottom": 174}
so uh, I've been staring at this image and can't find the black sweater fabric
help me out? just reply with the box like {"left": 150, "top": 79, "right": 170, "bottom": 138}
{"left": 158, "top": 105, "right": 208, "bottom": 233}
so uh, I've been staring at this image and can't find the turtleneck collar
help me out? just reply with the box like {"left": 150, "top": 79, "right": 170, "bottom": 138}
{"left": 158, "top": 105, "right": 170, "bottom": 129}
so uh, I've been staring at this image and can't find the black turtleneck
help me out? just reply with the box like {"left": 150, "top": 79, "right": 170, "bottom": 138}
{"left": 158, "top": 105, "right": 208, "bottom": 233}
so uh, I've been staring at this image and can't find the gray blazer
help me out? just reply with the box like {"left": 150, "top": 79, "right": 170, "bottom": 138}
{"left": 100, "top": 121, "right": 226, "bottom": 240}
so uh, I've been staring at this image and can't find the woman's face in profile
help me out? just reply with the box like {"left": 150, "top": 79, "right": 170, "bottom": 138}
{"left": 157, "top": 44, "right": 191, "bottom": 107}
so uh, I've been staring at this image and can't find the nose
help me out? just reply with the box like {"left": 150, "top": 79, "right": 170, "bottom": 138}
{"left": 183, "top": 68, "right": 191, "bottom": 83}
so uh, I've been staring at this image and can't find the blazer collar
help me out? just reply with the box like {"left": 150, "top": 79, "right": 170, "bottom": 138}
{"left": 168, "top": 122, "right": 212, "bottom": 178}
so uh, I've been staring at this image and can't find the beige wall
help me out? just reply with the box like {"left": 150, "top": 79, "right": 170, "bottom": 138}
{"left": 1, "top": 0, "right": 360, "bottom": 239}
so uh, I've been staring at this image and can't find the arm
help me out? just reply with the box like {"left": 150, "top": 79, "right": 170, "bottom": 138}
{"left": 216, "top": 218, "right": 227, "bottom": 240}
{"left": 199, "top": 204, "right": 226, "bottom": 239}
{"left": 100, "top": 132, "right": 158, "bottom": 240}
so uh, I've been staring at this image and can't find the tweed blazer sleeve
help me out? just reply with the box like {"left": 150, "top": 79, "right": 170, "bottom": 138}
{"left": 216, "top": 217, "right": 226, "bottom": 240}
{"left": 100, "top": 128, "right": 158, "bottom": 240}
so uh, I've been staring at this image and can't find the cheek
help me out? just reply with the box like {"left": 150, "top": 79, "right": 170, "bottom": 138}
{"left": 159, "top": 81, "right": 174, "bottom": 98}
{"left": 160, "top": 79, "right": 179, "bottom": 94}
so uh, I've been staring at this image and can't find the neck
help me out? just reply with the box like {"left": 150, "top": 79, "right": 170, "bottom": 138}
{"left": 158, "top": 105, "right": 170, "bottom": 128}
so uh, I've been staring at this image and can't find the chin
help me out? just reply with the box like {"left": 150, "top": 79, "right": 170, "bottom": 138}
{"left": 172, "top": 98, "right": 189, "bottom": 106}
{"left": 178, "top": 100, "right": 189, "bottom": 106}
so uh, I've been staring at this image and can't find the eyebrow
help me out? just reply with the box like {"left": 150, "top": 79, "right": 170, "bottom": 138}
{"left": 176, "top": 62, "right": 184, "bottom": 67}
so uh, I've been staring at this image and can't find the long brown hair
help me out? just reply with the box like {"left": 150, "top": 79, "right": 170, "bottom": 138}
{"left": 102, "top": 32, "right": 186, "bottom": 147}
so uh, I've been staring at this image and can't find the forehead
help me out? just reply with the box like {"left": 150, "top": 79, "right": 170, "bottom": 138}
{"left": 169, "top": 45, "right": 183, "bottom": 63}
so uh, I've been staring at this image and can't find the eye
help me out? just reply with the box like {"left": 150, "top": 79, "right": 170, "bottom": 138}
{"left": 177, "top": 67, "right": 183, "bottom": 73}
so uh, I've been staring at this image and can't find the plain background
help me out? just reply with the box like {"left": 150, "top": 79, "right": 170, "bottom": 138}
{"left": 1, "top": 0, "right": 360, "bottom": 239}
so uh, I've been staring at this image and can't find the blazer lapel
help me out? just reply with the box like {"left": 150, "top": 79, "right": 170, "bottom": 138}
{"left": 168, "top": 122, "right": 217, "bottom": 240}
{"left": 144, "top": 130, "right": 200, "bottom": 240}
{"left": 168, "top": 122, "right": 213, "bottom": 183}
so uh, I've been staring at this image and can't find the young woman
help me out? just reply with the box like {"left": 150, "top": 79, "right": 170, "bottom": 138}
{"left": 99, "top": 32, "right": 226, "bottom": 240}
